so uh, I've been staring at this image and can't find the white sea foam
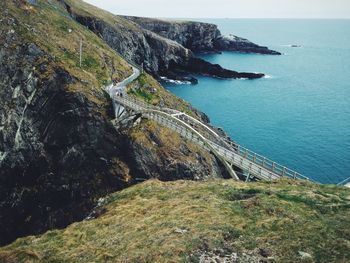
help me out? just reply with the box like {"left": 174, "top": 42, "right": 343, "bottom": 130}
{"left": 281, "top": 44, "right": 303, "bottom": 48}
{"left": 160, "top": 76, "right": 192, "bottom": 85}
{"left": 264, "top": 74, "right": 273, "bottom": 79}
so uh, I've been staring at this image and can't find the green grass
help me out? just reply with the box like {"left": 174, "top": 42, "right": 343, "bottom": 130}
{"left": 128, "top": 87, "right": 154, "bottom": 102}
{"left": 5, "top": 0, "right": 132, "bottom": 89}
{"left": 127, "top": 74, "right": 154, "bottom": 101}
{"left": 1, "top": 179, "right": 349, "bottom": 263}
{"left": 127, "top": 73, "right": 204, "bottom": 121}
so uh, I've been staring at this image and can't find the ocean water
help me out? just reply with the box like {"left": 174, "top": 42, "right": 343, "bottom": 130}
{"left": 163, "top": 19, "right": 350, "bottom": 184}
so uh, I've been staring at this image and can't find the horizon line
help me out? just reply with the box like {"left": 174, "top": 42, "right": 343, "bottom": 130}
{"left": 126, "top": 16, "right": 350, "bottom": 20}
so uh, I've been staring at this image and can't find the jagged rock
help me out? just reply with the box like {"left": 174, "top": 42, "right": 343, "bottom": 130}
{"left": 214, "top": 34, "right": 281, "bottom": 55}
{"left": 174, "top": 228, "right": 188, "bottom": 234}
{"left": 123, "top": 16, "right": 221, "bottom": 52}
{"left": 0, "top": 0, "right": 230, "bottom": 246}
{"left": 63, "top": 0, "right": 265, "bottom": 82}
{"left": 124, "top": 16, "right": 281, "bottom": 55}
{"left": 174, "top": 57, "right": 265, "bottom": 79}
{"left": 259, "top": 248, "right": 272, "bottom": 258}
{"left": 198, "top": 250, "right": 239, "bottom": 263}
{"left": 298, "top": 251, "right": 313, "bottom": 259}
{"left": 0, "top": 34, "right": 129, "bottom": 245}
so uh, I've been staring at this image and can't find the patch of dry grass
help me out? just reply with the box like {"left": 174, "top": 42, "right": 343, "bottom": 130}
{"left": 126, "top": 119, "right": 214, "bottom": 166}
{"left": 6, "top": 0, "right": 132, "bottom": 106}
{"left": 1, "top": 179, "right": 349, "bottom": 263}
{"left": 127, "top": 73, "right": 203, "bottom": 120}
{"left": 64, "top": 0, "right": 142, "bottom": 33}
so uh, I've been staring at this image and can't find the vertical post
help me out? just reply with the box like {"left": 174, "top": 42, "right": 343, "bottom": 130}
{"left": 282, "top": 167, "right": 286, "bottom": 176}
{"left": 79, "top": 39, "right": 83, "bottom": 68}
{"left": 245, "top": 172, "right": 251, "bottom": 182}
{"left": 272, "top": 162, "right": 275, "bottom": 172}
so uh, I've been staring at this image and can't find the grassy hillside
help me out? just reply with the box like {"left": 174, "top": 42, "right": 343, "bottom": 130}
{"left": 127, "top": 73, "right": 205, "bottom": 119}
{"left": 7, "top": 0, "right": 202, "bottom": 117}
{"left": 1, "top": 0, "right": 227, "bottom": 246}
{"left": 64, "top": 0, "right": 142, "bottom": 33}
{"left": 4, "top": 0, "right": 132, "bottom": 106}
{"left": 1, "top": 179, "right": 349, "bottom": 263}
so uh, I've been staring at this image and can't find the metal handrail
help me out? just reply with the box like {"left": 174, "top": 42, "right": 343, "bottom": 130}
{"left": 108, "top": 51, "right": 313, "bottom": 182}
{"left": 337, "top": 177, "right": 350, "bottom": 186}
{"left": 114, "top": 95, "right": 312, "bottom": 182}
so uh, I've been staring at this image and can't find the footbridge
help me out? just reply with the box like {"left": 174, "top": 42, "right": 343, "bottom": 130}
{"left": 112, "top": 94, "right": 312, "bottom": 182}
{"left": 105, "top": 58, "right": 310, "bottom": 182}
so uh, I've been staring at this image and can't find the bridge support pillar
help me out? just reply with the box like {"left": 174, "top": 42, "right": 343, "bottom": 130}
{"left": 224, "top": 161, "right": 239, "bottom": 180}
{"left": 245, "top": 172, "right": 251, "bottom": 182}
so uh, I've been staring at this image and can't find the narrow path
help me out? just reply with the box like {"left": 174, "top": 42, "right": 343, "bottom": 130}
{"left": 106, "top": 66, "right": 141, "bottom": 117}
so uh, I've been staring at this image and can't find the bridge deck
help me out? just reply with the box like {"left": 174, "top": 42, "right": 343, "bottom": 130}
{"left": 113, "top": 95, "right": 311, "bottom": 182}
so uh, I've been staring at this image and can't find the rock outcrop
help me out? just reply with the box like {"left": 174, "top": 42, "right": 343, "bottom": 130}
{"left": 0, "top": 23, "right": 130, "bottom": 245}
{"left": 0, "top": 0, "right": 229, "bottom": 246}
{"left": 214, "top": 34, "right": 281, "bottom": 55}
{"left": 123, "top": 16, "right": 222, "bottom": 52}
{"left": 123, "top": 16, "right": 281, "bottom": 55}
{"left": 63, "top": 0, "right": 265, "bottom": 83}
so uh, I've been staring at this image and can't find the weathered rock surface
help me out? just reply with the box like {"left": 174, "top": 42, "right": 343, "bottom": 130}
{"left": 120, "top": 121, "right": 230, "bottom": 182}
{"left": 123, "top": 16, "right": 281, "bottom": 55}
{"left": 0, "top": 0, "right": 230, "bottom": 246}
{"left": 0, "top": 31, "right": 129, "bottom": 245}
{"left": 63, "top": 0, "right": 265, "bottom": 82}
{"left": 214, "top": 34, "right": 281, "bottom": 55}
{"left": 123, "top": 16, "right": 221, "bottom": 52}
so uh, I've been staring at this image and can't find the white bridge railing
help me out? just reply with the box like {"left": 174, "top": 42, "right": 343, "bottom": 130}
{"left": 337, "top": 177, "right": 350, "bottom": 186}
{"left": 113, "top": 95, "right": 312, "bottom": 182}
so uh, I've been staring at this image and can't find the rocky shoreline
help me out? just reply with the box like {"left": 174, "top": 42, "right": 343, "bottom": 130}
{"left": 123, "top": 16, "right": 281, "bottom": 55}
{"left": 64, "top": 2, "right": 280, "bottom": 84}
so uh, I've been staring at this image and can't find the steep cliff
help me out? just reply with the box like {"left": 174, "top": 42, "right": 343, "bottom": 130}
{"left": 63, "top": 0, "right": 265, "bottom": 83}
{"left": 0, "top": 0, "right": 228, "bottom": 246}
{"left": 123, "top": 16, "right": 281, "bottom": 55}
{"left": 123, "top": 16, "right": 221, "bottom": 52}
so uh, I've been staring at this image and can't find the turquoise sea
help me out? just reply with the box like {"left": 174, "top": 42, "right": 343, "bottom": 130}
{"left": 163, "top": 19, "right": 350, "bottom": 184}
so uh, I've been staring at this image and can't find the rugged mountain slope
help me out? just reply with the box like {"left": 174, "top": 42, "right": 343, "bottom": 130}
{"left": 123, "top": 16, "right": 281, "bottom": 55}
{"left": 62, "top": 0, "right": 266, "bottom": 82}
{"left": 0, "top": 0, "right": 228, "bottom": 246}
{"left": 1, "top": 179, "right": 349, "bottom": 263}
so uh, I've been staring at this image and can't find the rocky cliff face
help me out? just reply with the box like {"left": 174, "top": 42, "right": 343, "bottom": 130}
{"left": 123, "top": 16, "right": 221, "bottom": 52}
{"left": 0, "top": 13, "right": 131, "bottom": 244}
{"left": 0, "top": 0, "right": 228, "bottom": 246}
{"left": 123, "top": 16, "right": 281, "bottom": 55}
{"left": 63, "top": 0, "right": 265, "bottom": 83}
{"left": 214, "top": 34, "right": 281, "bottom": 55}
